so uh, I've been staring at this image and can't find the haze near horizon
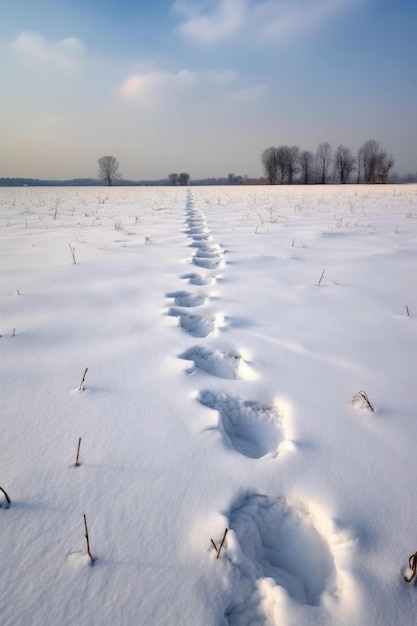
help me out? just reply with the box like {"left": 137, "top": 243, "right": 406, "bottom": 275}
{"left": 0, "top": 0, "right": 416, "bottom": 180}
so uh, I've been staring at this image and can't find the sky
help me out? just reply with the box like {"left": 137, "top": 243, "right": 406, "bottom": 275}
{"left": 0, "top": 0, "right": 416, "bottom": 180}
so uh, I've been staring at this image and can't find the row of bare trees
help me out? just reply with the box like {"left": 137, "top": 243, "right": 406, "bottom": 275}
{"left": 261, "top": 140, "right": 394, "bottom": 185}
{"left": 167, "top": 172, "right": 190, "bottom": 186}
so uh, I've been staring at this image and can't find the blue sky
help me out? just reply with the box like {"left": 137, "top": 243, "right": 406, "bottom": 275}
{"left": 1, "top": 0, "right": 416, "bottom": 180}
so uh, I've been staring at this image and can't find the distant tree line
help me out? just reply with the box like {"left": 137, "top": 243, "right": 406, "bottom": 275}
{"left": 167, "top": 172, "right": 190, "bottom": 186}
{"left": 261, "top": 139, "right": 395, "bottom": 185}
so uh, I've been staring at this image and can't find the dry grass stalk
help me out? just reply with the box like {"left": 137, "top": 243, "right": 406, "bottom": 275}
{"left": 404, "top": 551, "right": 417, "bottom": 583}
{"left": 316, "top": 268, "right": 326, "bottom": 287}
{"left": 74, "top": 437, "right": 82, "bottom": 467}
{"left": 68, "top": 244, "right": 76, "bottom": 264}
{"left": 79, "top": 368, "right": 88, "bottom": 391}
{"left": 210, "top": 528, "right": 228, "bottom": 559}
{"left": 0, "top": 486, "right": 11, "bottom": 507}
{"left": 351, "top": 390, "right": 375, "bottom": 412}
{"left": 83, "top": 514, "right": 95, "bottom": 564}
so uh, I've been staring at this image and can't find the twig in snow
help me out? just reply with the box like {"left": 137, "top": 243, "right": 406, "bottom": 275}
{"left": 83, "top": 514, "right": 95, "bottom": 564}
{"left": 79, "top": 368, "right": 88, "bottom": 391}
{"left": 316, "top": 268, "right": 326, "bottom": 287}
{"left": 74, "top": 438, "right": 82, "bottom": 467}
{"left": 210, "top": 528, "right": 228, "bottom": 559}
{"left": 404, "top": 551, "right": 417, "bottom": 583}
{"left": 0, "top": 486, "right": 11, "bottom": 507}
{"left": 68, "top": 244, "right": 76, "bottom": 264}
{"left": 351, "top": 390, "right": 374, "bottom": 412}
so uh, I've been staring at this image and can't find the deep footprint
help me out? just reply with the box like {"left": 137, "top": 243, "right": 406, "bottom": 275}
{"left": 198, "top": 391, "right": 284, "bottom": 458}
{"left": 180, "top": 346, "right": 251, "bottom": 379}
{"left": 166, "top": 290, "right": 207, "bottom": 307}
{"left": 193, "top": 257, "right": 222, "bottom": 269}
{"left": 169, "top": 308, "right": 215, "bottom": 338}
{"left": 181, "top": 272, "right": 214, "bottom": 286}
{"left": 226, "top": 493, "right": 336, "bottom": 616}
{"left": 194, "top": 246, "right": 222, "bottom": 258}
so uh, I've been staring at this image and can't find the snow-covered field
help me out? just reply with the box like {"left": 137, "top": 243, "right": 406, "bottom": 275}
{"left": 1, "top": 184, "right": 417, "bottom": 626}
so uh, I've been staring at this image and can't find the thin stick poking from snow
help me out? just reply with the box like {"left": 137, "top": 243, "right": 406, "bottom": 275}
{"left": 316, "top": 268, "right": 326, "bottom": 287}
{"left": 74, "top": 438, "right": 82, "bottom": 467}
{"left": 0, "top": 486, "right": 11, "bottom": 507}
{"left": 210, "top": 528, "right": 228, "bottom": 559}
{"left": 83, "top": 514, "right": 94, "bottom": 564}
{"left": 68, "top": 244, "right": 76, "bottom": 264}
{"left": 79, "top": 368, "right": 88, "bottom": 391}
{"left": 404, "top": 551, "right": 417, "bottom": 583}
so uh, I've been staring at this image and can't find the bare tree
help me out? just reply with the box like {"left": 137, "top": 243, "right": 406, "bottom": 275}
{"left": 261, "top": 147, "right": 279, "bottom": 184}
{"left": 358, "top": 139, "right": 379, "bottom": 183}
{"left": 357, "top": 140, "right": 394, "bottom": 183}
{"left": 299, "top": 150, "right": 314, "bottom": 184}
{"left": 178, "top": 172, "right": 190, "bottom": 186}
{"left": 333, "top": 145, "right": 356, "bottom": 184}
{"left": 285, "top": 146, "right": 300, "bottom": 184}
{"left": 98, "top": 156, "right": 122, "bottom": 186}
{"left": 374, "top": 151, "right": 395, "bottom": 183}
{"left": 315, "top": 142, "right": 332, "bottom": 184}
{"left": 168, "top": 173, "right": 179, "bottom": 185}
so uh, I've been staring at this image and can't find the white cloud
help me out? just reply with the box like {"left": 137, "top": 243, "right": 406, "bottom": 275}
{"left": 119, "top": 67, "right": 249, "bottom": 103}
{"left": 119, "top": 69, "right": 196, "bottom": 103}
{"left": 12, "top": 31, "right": 85, "bottom": 69}
{"left": 173, "top": 0, "right": 248, "bottom": 43}
{"left": 173, "top": 0, "right": 364, "bottom": 44}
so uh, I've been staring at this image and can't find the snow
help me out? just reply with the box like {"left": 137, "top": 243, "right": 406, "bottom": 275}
{"left": 1, "top": 184, "right": 417, "bottom": 625}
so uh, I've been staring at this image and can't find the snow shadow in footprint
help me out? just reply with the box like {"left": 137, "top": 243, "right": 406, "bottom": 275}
{"left": 169, "top": 308, "right": 215, "bottom": 338}
{"left": 194, "top": 246, "right": 222, "bottom": 259}
{"left": 181, "top": 272, "right": 214, "bottom": 286}
{"left": 227, "top": 493, "right": 336, "bottom": 611}
{"left": 193, "top": 256, "right": 222, "bottom": 269}
{"left": 198, "top": 391, "right": 284, "bottom": 458}
{"left": 180, "top": 346, "right": 250, "bottom": 379}
{"left": 191, "top": 233, "right": 210, "bottom": 241}
{"left": 166, "top": 290, "right": 207, "bottom": 307}
{"left": 185, "top": 226, "right": 210, "bottom": 236}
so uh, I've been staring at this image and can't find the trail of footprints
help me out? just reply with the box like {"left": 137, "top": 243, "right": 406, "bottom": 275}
{"left": 166, "top": 192, "right": 337, "bottom": 624}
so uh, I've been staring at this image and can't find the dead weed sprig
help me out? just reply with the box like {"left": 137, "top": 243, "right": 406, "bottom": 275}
{"left": 316, "top": 268, "right": 326, "bottom": 287}
{"left": 79, "top": 368, "right": 88, "bottom": 391}
{"left": 0, "top": 486, "right": 11, "bottom": 508}
{"left": 210, "top": 528, "right": 228, "bottom": 559}
{"left": 351, "top": 390, "right": 375, "bottom": 412}
{"left": 68, "top": 244, "right": 76, "bottom": 264}
{"left": 83, "top": 514, "right": 95, "bottom": 564}
{"left": 404, "top": 551, "right": 417, "bottom": 583}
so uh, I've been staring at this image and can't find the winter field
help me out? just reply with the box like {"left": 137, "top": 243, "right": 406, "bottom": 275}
{"left": 1, "top": 184, "right": 417, "bottom": 625}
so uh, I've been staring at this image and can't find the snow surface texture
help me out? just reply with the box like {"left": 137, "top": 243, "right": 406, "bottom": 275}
{"left": 1, "top": 184, "right": 417, "bottom": 625}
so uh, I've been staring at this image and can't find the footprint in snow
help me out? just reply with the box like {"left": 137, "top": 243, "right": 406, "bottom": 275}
{"left": 186, "top": 226, "right": 210, "bottom": 236}
{"left": 198, "top": 390, "right": 284, "bottom": 459}
{"left": 169, "top": 308, "right": 216, "bottom": 338}
{"left": 193, "top": 256, "right": 223, "bottom": 269}
{"left": 191, "top": 233, "right": 210, "bottom": 241}
{"left": 223, "top": 493, "right": 336, "bottom": 623}
{"left": 180, "top": 346, "right": 253, "bottom": 379}
{"left": 166, "top": 290, "right": 207, "bottom": 307}
{"left": 186, "top": 217, "right": 206, "bottom": 226}
{"left": 181, "top": 272, "right": 214, "bottom": 286}
{"left": 194, "top": 245, "right": 223, "bottom": 258}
